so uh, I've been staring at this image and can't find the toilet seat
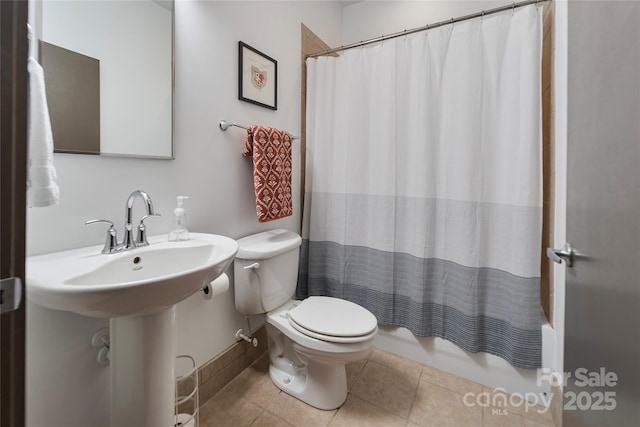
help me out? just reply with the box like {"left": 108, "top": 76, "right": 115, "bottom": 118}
{"left": 287, "top": 296, "right": 378, "bottom": 344}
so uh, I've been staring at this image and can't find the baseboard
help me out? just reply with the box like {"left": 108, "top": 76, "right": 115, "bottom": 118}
{"left": 177, "top": 326, "right": 268, "bottom": 414}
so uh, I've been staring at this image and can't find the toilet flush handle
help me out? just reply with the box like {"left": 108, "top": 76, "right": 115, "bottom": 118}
{"left": 243, "top": 262, "right": 260, "bottom": 270}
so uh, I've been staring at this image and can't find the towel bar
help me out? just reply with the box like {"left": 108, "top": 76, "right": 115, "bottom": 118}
{"left": 219, "top": 120, "right": 300, "bottom": 140}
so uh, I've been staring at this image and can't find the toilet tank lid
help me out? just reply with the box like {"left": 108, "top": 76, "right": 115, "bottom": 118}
{"left": 236, "top": 229, "right": 302, "bottom": 259}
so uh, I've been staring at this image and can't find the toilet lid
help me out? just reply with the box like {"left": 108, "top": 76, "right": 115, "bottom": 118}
{"left": 288, "top": 296, "right": 377, "bottom": 340}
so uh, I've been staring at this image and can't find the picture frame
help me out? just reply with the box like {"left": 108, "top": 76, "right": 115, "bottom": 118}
{"left": 238, "top": 41, "right": 277, "bottom": 110}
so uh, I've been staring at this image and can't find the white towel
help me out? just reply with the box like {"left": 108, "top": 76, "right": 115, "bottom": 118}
{"left": 27, "top": 57, "right": 59, "bottom": 208}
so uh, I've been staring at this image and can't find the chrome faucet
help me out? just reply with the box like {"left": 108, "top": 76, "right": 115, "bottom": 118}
{"left": 86, "top": 190, "right": 159, "bottom": 254}
{"left": 123, "top": 190, "right": 156, "bottom": 250}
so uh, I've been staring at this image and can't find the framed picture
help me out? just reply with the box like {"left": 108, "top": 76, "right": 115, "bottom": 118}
{"left": 238, "top": 41, "right": 277, "bottom": 110}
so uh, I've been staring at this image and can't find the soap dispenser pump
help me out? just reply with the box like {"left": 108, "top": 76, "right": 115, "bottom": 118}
{"left": 168, "top": 196, "right": 190, "bottom": 241}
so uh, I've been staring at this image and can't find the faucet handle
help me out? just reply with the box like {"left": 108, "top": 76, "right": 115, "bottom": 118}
{"left": 136, "top": 213, "right": 161, "bottom": 247}
{"left": 86, "top": 219, "right": 119, "bottom": 254}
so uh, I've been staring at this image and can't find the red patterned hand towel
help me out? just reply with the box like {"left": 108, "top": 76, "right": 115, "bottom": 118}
{"left": 243, "top": 126, "right": 293, "bottom": 222}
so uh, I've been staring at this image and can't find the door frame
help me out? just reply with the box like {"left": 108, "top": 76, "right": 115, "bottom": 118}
{"left": 0, "top": 0, "right": 29, "bottom": 425}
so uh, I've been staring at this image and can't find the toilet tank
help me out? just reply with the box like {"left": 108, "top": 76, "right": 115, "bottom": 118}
{"left": 234, "top": 229, "right": 302, "bottom": 315}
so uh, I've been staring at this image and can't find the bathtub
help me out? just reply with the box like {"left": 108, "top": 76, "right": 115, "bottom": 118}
{"left": 373, "top": 312, "right": 555, "bottom": 406}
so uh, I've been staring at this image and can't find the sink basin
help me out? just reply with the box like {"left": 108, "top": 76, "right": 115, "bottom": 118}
{"left": 27, "top": 233, "right": 239, "bottom": 317}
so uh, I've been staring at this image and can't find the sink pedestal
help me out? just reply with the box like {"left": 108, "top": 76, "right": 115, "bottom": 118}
{"left": 110, "top": 306, "right": 177, "bottom": 426}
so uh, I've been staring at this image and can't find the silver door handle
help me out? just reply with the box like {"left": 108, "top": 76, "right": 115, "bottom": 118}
{"left": 547, "top": 243, "right": 575, "bottom": 267}
{"left": 0, "top": 277, "right": 23, "bottom": 314}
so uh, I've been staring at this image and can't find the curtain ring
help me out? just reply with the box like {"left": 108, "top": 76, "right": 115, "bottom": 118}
{"left": 512, "top": 2, "right": 516, "bottom": 15}
{"left": 481, "top": 10, "right": 485, "bottom": 22}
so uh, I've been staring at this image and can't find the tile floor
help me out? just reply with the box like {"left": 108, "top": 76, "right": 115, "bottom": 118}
{"left": 199, "top": 348, "right": 556, "bottom": 427}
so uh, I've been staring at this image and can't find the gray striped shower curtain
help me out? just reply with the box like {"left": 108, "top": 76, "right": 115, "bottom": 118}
{"left": 299, "top": 5, "right": 543, "bottom": 369}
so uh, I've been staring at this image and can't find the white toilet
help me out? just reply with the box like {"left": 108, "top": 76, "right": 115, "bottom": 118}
{"left": 234, "top": 229, "right": 378, "bottom": 410}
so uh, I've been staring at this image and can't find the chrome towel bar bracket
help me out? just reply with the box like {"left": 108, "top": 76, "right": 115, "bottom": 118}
{"left": 219, "top": 120, "right": 247, "bottom": 131}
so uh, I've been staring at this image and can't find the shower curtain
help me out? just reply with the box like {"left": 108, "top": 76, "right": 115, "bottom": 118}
{"left": 299, "top": 5, "right": 543, "bottom": 369}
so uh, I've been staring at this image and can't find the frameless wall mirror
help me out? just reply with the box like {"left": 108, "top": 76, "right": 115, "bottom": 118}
{"left": 41, "top": 0, "right": 174, "bottom": 159}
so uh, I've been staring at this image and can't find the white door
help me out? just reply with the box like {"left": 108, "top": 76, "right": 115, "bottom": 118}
{"left": 561, "top": 1, "right": 640, "bottom": 426}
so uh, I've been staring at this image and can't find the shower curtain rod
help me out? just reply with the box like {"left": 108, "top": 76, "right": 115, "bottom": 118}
{"left": 306, "top": 0, "right": 548, "bottom": 58}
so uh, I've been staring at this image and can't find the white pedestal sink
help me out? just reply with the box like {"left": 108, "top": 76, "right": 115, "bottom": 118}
{"left": 27, "top": 233, "right": 239, "bottom": 426}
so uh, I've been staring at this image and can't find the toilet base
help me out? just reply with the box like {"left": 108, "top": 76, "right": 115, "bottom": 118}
{"left": 268, "top": 356, "right": 348, "bottom": 410}
{"left": 263, "top": 309, "right": 374, "bottom": 410}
